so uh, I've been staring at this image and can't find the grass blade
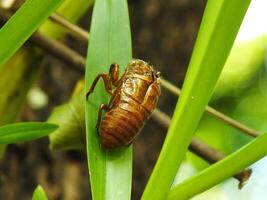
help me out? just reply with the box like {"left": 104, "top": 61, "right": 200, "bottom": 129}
{"left": 0, "top": 0, "right": 63, "bottom": 67}
{"left": 32, "top": 185, "right": 48, "bottom": 200}
{"left": 85, "top": 0, "right": 132, "bottom": 199}
{"left": 0, "top": 122, "right": 58, "bottom": 144}
{"left": 168, "top": 132, "right": 267, "bottom": 199}
{"left": 142, "top": 1, "right": 251, "bottom": 199}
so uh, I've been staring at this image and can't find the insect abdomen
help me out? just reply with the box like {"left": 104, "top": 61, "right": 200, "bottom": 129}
{"left": 100, "top": 101, "right": 149, "bottom": 149}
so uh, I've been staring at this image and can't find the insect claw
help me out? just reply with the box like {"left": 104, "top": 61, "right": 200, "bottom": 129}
{"left": 95, "top": 126, "right": 100, "bottom": 135}
{"left": 86, "top": 91, "right": 91, "bottom": 100}
{"left": 126, "top": 141, "right": 133, "bottom": 147}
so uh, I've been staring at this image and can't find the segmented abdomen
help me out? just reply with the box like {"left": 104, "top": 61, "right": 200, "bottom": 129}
{"left": 100, "top": 99, "right": 149, "bottom": 149}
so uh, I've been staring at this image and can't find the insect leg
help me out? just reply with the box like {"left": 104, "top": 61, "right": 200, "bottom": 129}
{"left": 96, "top": 104, "right": 110, "bottom": 133}
{"left": 126, "top": 141, "right": 133, "bottom": 147}
{"left": 86, "top": 73, "right": 113, "bottom": 100}
{"left": 142, "top": 82, "right": 160, "bottom": 112}
{"left": 109, "top": 63, "right": 120, "bottom": 87}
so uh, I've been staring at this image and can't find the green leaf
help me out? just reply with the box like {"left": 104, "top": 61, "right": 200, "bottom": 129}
{"left": 0, "top": 0, "right": 64, "bottom": 68}
{"left": 85, "top": 0, "right": 132, "bottom": 200}
{"left": 142, "top": 1, "right": 251, "bottom": 199}
{"left": 0, "top": 47, "right": 40, "bottom": 125}
{"left": 168, "top": 131, "right": 267, "bottom": 199}
{"left": 32, "top": 185, "right": 48, "bottom": 200}
{"left": 213, "top": 35, "right": 267, "bottom": 100}
{"left": 48, "top": 82, "right": 85, "bottom": 150}
{"left": 0, "top": 122, "right": 58, "bottom": 144}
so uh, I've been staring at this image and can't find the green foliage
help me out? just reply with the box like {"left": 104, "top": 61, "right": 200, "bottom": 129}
{"left": 48, "top": 81, "right": 85, "bottom": 150}
{"left": 85, "top": 0, "right": 132, "bottom": 199}
{"left": 0, "top": 48, "right": 41, "bottom": 125}
{"left": 0, "top": 0, "right": 93, "bottom": 125}
{"left": 32, "top": 185, "right": 48, "bottom": 200}
{"left": 0, "top": 0, "right": 64, "bottom": 67}
{"left": 2, "top": 0, "right": 267, "bottom": 199}
{"left": 0, "top": 122, "right": 58, "bottom": 144}
{"left": 168, "top": 131, "right": 267, "bottom": 199}
{"left": 213, "top": 35, "right": 267, "bottom": 100}
{"left": 191, "top": 35, "right": 267, "bottom": 169}
{"left": 142, "top": 1, "right": 251, "bottom": 199}
{"left": 0, "top": 0, "right": 93, "bottom": 156}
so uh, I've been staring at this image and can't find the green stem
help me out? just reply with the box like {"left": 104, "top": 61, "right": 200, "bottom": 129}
{"left": 168, "top": 132, "right": 267, "bottom": 199}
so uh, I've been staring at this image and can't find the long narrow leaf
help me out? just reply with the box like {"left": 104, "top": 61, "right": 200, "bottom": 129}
{"left": 0, "top": 0, "right": 63, "bottom": 67}
{"left": 142, "top": 1, "right": 251, "bottom": 199}
{"left": 0, "top": 122, "right": 58, "bottom": 144}
{"left": 168, "top": 132, "right": 267, "bottom": 199}
{"left": 85, "top": 0, "right": 132, "bottom": 200}
{"left": 32, "top": 185, "right": 48, "bottom": 200}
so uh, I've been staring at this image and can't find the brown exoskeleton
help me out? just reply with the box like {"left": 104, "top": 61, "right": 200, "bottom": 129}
{"left": 86, "top": 59, "right": 161, "bottom": 149}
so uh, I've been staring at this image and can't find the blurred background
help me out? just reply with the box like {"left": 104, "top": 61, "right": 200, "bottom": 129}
{"left": 1, "top": 0, "right": 267, "bottom": 199}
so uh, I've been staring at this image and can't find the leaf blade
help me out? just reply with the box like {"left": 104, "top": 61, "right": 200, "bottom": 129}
{"left": 168, "top": 132, "right": 267, "bottom": 199}
{"left": 85, "top": 0, "right": 132, "bottom": 199}
{"left": 32, "top": 185, "right": 48, "bottom": 200}
{"left": 0, "top": 0, "right": 64, "bottom": 67}
{"left": 0, "top": 122, "right": 58, "bottom": 144}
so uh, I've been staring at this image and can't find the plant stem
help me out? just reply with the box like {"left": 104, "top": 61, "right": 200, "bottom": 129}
{"left": 31, "top": 32, "right": 85, "bottom": 72}
{"left": 168, "top": 132, "right": 267, "bottom": 199}
{"left": 50, "top": 12, "right": 89, "bottom": 42}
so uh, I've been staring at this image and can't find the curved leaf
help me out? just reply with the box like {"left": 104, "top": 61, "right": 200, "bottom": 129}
{"left": 168, "top": 131, "right": 267, "bottom": 199}
{"left": 48, "top": 82, "right": 85, "bottom": 150}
